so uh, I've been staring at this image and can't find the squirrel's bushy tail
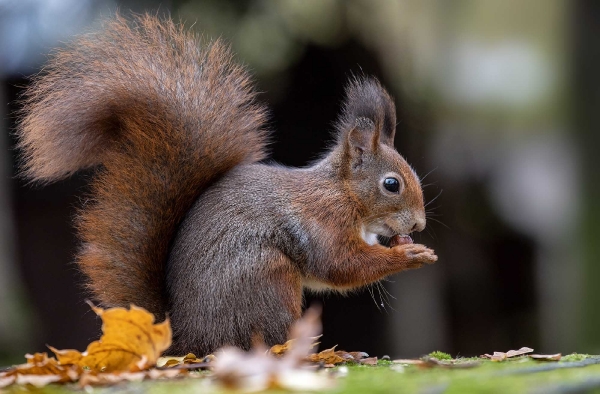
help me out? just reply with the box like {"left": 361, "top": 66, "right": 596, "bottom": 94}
{"left": 17, "top": 14, "right": 269, "bottom": 316}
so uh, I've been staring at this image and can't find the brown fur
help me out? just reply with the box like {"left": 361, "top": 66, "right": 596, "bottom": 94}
{"left": 17, "top": 14, "right": 437, "bottom": 355}
{"left": 17, "top": 15, "right": 268, "bottom": 316}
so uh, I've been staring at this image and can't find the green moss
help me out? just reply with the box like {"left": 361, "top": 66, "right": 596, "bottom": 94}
{"left": 427, "top": 350, "right": 453, "bottom": 360}
{"left": 561, "top": 353, "right": 591, "bottom": 362}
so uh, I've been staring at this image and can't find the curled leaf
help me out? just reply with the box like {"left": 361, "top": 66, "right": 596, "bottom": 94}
{"left": 50, "top": 303, "right": 171, "bottom": 373}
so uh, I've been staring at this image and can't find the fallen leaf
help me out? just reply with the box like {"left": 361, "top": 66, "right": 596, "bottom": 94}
{"left": 506, "top": 347, "right": 534, "bottom": 358}
{"left": 50, "top": 302, "right": 171, "bottom": 373}
{"left": 164, "top": 359, "right": 180, "bottom": 367}
{"left": 348, "top": 351, "right": 369, "bottom": 361}
{"left": 270, "top": 336, "right": 321, "bottom": 356}
{"left": 360, "top": 357, "right": 378, "bottom": 365}
{"left": 157, "top": 352, "right": 210, "bottom": 368}
{"left": 183, "top": 353, "right": 201, "bottom": 363}
{"left": 481, "top": 347, "right": 534, "bottom": 362}
{"left": 334, "top": 351, "right": 355, "bottom": 362}
{"left": 487, "top": 352, "right": 507, "bottom": 362}
{"left": 306, "top": 346, "right": 346, "bottom": 365}
{"left": 0, "top": 352, "right": 79, "bottom": 388}
{"left": 530, "top": 353, "right": 562, "bottom": 361}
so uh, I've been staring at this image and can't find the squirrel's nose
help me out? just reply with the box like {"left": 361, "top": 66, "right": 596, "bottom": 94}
{"left": 411, "top": 217, "right": 426, "bottom": 232}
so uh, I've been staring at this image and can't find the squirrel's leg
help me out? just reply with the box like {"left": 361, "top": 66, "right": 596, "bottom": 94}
{"left": 311, "top": 242, "right": 437, "bottom": 289}
{"left": 257, "top": 253, "right": 304, "bottom": 346}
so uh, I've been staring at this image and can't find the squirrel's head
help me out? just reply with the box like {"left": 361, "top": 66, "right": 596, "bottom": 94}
{"left": 334, "top": 77, "right": 425, "bottom": 247}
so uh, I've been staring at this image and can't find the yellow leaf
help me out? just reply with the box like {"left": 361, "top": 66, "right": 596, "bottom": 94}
{"left": 51, "top": 303, "right": 171, "bottom": 373}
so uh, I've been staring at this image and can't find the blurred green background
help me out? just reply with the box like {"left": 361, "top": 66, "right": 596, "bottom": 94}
{"left": 0, "top": 0, "right": 598, "bottom": 364}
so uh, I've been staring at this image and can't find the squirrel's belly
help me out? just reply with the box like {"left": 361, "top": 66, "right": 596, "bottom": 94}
{"left": 302, "top": 278, "right": 356, "bottom": 294}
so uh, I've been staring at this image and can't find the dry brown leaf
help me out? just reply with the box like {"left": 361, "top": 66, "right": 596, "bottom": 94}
{"left": 270, "top": 336, "right": 321, "bottom": 356}
{"left": 348, "top": 352, "right": 369, "bottom": 361}
{"left": 0, "top": 352, "right": 79, "bottom": 388}
{"left": 506, "top": 347, "right": 534, "bottom": 358}
{"left": 21, "top": 353, "right": 71, "bottom": 376}
{"left": 530, "top": 353, "right": 562, "bottom": 361}
{"left": 486, "top": 352, "right": 508, "bottom": 362}
{"left": 306, "top": 346, "right": 346, "bottom": 365}
{"left": 183, "top": 353, "right": 201, "bottom": 363}
{"left": 360, "top": 357, "right": 378, "bottom": 365}
{"left": 157, "top": 353, "right": 215, "bottom": 369}
{"left": 481, "top": 347, "right": 534, "bottom": 362}
{"left": 50, "top": 303, "right": 171, "bottom": 373}
{"left": 157, "top": 356, "right": 184, "bottom": 367}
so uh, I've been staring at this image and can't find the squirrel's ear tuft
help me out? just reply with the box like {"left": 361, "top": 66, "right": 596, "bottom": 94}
{"left": 336, "top": 77, "right": 397, "bottom": 147}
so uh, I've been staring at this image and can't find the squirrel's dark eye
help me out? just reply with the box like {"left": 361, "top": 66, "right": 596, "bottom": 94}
{"left": 383, "top": 177, "right": 400, "bottom": 193}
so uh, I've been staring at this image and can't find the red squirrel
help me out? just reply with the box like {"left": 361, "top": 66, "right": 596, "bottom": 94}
{"left": 17, "top": 14, "right": 437, "bottom": 355}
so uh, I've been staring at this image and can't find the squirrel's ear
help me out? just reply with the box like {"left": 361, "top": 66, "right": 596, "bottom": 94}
{"left": 336, "top": 77, "right": 397, "bottom": 148}
{"left": 347, "top": 117, "right": 376, "bottom": 152}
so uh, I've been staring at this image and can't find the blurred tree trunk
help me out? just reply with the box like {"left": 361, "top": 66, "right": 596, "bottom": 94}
{"left": 574, "top": 0, "right": 600, "bottom": 353}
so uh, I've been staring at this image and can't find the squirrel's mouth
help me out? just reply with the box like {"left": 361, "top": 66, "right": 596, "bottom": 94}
{"left": 362, "top": 223, "right": 414, "bottom": 248}
{"left": 376, "top": 234, "right": 414, "bottom": 248}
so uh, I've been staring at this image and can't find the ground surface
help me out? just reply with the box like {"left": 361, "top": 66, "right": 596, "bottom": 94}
{"left": 5, "top": 354, "right": 600, "bottom": 394}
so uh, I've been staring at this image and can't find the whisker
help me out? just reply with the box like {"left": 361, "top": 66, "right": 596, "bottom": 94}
{"left": 425, "top": 189, "right": 443, "bottom": 208}
{"left": 378, "top": 282, "right": 396, "bottom": 312}
{"left": 425, "top": 226, "right": 437, "bottom": 239}
{"left": 379, "top": 281, "right": 397, "bottom": 300}
{"left": 421, "top": 182, "right": 439, "bottom": 189}
{"left": 367, "top": 284, "right": 381, "bottom": 311}
{"left": 420, "top": 167, "right": 438, "bottom": 182}
{"left": 427, "top": 217, "right": 450, "bottom": 229}
{"left": 375, "top": 283, "right": 389, "bottom": 313}
{"left": 374, "top": 283, "right": 387, "bottom": 313}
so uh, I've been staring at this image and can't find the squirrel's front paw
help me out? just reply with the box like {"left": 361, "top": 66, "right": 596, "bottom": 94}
{"left": 393, "top": 243, "right": 438, "bottom": 269}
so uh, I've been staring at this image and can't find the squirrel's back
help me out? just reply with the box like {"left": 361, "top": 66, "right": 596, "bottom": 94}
{"left": 17, "top": 14, "right": 269, "bottom": 316}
